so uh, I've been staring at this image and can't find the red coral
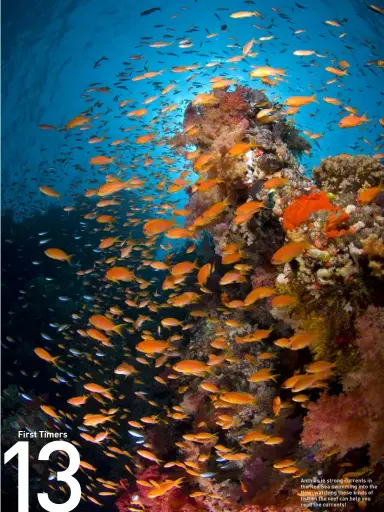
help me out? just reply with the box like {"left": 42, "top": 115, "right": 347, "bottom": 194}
{"left": 282, "top": 191, "right": 340, "bottom": 231}
{"left": 219, "top": 88, "right": 249, "bottom": 113}
{"left": 301, "top": 392, "right": 370, "bottom": 461}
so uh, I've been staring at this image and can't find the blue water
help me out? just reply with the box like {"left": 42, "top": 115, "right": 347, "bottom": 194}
{"left": 2, "top": 0, "right": 383, "bottom": 217}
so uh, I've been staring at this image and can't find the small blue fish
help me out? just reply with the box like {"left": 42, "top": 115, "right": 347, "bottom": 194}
{"left": 128, "top": 430, "right": 144, "bottom": 438}
{"left": 20, "top": 393, "right": 33, "bottom": 401}
{"left": 58, "top": 296, "right": 70, "bottom": 302}
{"left": 41, "top": 333, "right": 53, "bottom": 341}
{"left": 39, "top": 238, "right": 52, "bottom": 245}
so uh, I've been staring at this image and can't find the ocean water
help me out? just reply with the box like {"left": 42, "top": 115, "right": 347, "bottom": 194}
{"left": 1, "top": 1, "right": 384, "bottom": 511}
{"left": 2, "top": 0, "right": 383, "bottom": 217}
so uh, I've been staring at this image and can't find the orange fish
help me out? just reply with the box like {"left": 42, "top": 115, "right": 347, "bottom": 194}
{"left": 114, "top": 362, "right": 138, "bottom": 376}
{"left": 89, "top": 155, "right": 116, "bottom": 166}
{"left": 284, "top": 95, "right": 317, "bottom": 107}
{"left": 220, "top": 392, "right": 256, "bottom": 405}
{"left": 105, "top": 267, "right": 135, "bottom": 282}
{"left": 143, "top": 219, "right": 174, "bottom": 236}
{"left": 339, "top": 114, "right": 369, "bottom": 128}
{"left": 41, "top": 405, "right": 61, "bottom": 419}
{"left": 44, "top": 248, "right": 72, "bottom": 263}
{"left": 173, "top": 360, "right": 210, "bottom": 375}
{"left": 96, "top": 215, "right": 115, "bottom": 223}
{"left": 65, "top": 115, "right": 90, "bottom": 129}
{"left": 227, "top": 142, "right": 256, "bottom": 158}
{"left": 244, "top": 287, "right": 275, "bottom": 306}
{"left": 325, "top": 66, "right": 347, "bottom": 76}
{"left": 194, "top": 153, "right": 218, "bottom": 173}
{"left": 136, "top": 134, "right": 156, "bottom": 144}
{"left": 271, "top": 240, "right": 310, "bottom": 265}
{"left": 39, "top": 186, "right": 60, "bottom": 198}
{"left": 263, "top": 177, "right": 288, "bottom": 189}
{"left": 99, "top": 237, "right": 119, "bottom": 249}
{"left": 34, "top": 347, "right": 59, "bottom": 366}
{"left": 240, "top": 429, "right": 269, "bottom": 444}
{"left": 67, "top": 395, "right": 89, "bottom": 406}
{"left": 357, "top": 184, "right": 383, "bottom": 204}
{"left": 89, "top": 315, "right": 124, "bottom": 336}
{"left": 136, "top": 340, "right": 169, "bottom": 354}
{"left": 271, "top": 295, "right": 297, "bottom": 308}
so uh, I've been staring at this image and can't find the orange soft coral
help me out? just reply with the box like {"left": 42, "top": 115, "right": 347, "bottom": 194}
{"left": 282, "top": 191, "right": 340, "bottom": 231}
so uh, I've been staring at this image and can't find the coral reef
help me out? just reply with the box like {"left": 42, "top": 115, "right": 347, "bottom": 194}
{"left": 111, "top": 86, "right": 384, "bottom": 511}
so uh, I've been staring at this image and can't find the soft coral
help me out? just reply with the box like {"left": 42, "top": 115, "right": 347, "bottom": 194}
{"left": 282, "top": 191, "right": 340, "bottom": 231}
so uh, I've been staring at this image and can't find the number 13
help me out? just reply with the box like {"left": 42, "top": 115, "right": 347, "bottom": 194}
{"left": 4, "top": 440, "right": 81, "bottom": 512}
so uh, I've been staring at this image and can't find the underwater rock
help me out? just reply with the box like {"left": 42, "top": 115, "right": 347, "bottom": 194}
{"left": 256, "top": 153, "right": 284, "bottom": 174}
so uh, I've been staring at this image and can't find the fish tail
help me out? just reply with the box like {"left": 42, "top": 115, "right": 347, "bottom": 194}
{"left": 114, "top": 324, "right": 126, "bottom": 337}
{"left": 66, "top": 255, "right": 73, "bottom": 264}
{"left": 175, "top": 477, "right": 185, "bottom": 487}
{"left": 53, "top": 357, "right": 61, "bottom": 367}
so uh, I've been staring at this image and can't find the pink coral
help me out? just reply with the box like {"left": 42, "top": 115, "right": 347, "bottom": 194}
{"left": 179, "top": 391, "right": 206, "bottom": 415}
{"left": 116, "top": 466, "right": 201, "bottom": 512}
{"left": 250, "top": 265, "right": 276, "bottom": 289}
{"left": 301, "top": 392, "right": 370, "bottom": 461}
